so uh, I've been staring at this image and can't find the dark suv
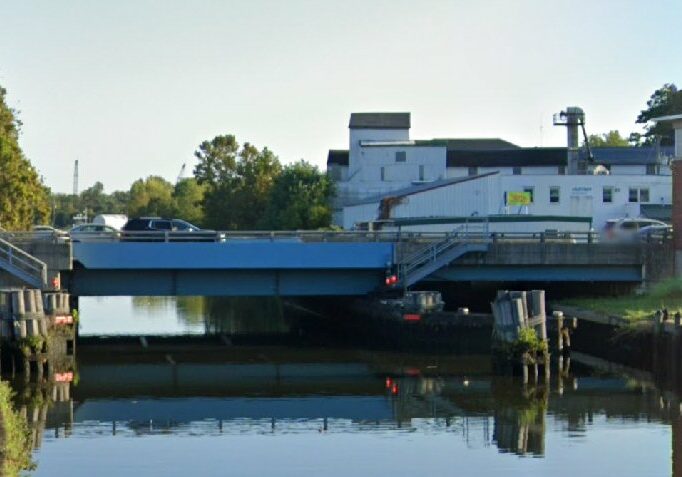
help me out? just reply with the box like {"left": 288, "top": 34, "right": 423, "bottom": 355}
{"left": 121, "top": 218, "right": 220, "bottom": 242}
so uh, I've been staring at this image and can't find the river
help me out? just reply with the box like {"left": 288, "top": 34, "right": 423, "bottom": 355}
{"left": 5, "top": 297, "right": 679, "bottom": 476}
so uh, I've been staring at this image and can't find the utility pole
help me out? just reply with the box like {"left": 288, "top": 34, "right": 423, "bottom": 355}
{"left": 73, "top": 160, "right": 79, "bottom": 196}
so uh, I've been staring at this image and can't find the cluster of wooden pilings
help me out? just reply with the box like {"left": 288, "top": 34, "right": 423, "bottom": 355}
{"left": 491, "top": 290, "right": 550, "bottom": 383}
{"left": 0, "top": 288, "right": 76, "bottom": 380}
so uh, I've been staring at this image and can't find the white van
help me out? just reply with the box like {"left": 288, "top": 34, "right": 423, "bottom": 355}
{"left": 92, "top": 214, "right": 128, "bottom": 231}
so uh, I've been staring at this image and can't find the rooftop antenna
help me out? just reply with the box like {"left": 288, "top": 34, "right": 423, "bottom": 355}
{"left": 73, "top": 159, "right": 79, "bottom": 196}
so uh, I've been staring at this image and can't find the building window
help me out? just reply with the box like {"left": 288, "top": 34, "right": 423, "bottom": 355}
{"left": 549, "top": 186, "right": 560, "bottom": 203}
{"left": 395, "top": 151, "right": 406, "bottom": 163}
{"left": 558, "top": 166, "right": 566, "bottom": 175}
{"left": 628, "top": 187, "right": 638, "bottom": 202}
{"left": 468, "top": 166, "right": 478, "bottom": 176}
{"left": 646, "top": 164, "right": 657, "bottom": 175}
{"left": 523, "top": 187, "right": 534, "bottom": 203}
{"left": 380, "top": 167, "right": 385, "bottom": 181}
{"left": 419, "top": 165, "right": 425, "bottom": 181}
{"left": 639, "top": 188, "right": 650, "bottom": 203}
{"left": 603, "top": 186, "right": 613, "bottom": 203}
{"left": 513, "top": 166, "right": 522, "bottom": 175}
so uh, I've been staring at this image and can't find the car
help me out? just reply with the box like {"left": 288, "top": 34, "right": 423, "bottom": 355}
{"left": 31, "top": 225, "right": 70, "bottom": 243}
{"left": 121, "top": 218, "right": 222, "bottom": 242}
{"left": 638, "top": 224, "right": 673, "bottom": 242}
{"left": 69, "top": 223, "right": 120, "bottom": 242}
{"left": 602, "top": 218, "right": 669, "bottom": 242}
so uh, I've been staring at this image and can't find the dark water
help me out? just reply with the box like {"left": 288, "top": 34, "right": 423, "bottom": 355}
{"left": 8, "top": 297, "right": 682, "bottom": 476}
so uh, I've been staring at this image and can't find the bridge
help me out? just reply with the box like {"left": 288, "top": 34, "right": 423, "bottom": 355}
{"left": 0, "top": 231, "right": 672, "bottom": 296}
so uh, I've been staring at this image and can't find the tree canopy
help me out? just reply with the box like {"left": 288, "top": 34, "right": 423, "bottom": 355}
{"left": 193, "top": 135, "right": 282, "bottom": 229}
{"left": 261, "top": 160, "right": 334, "bottom": 230}
{"left": 632, "top": 83, "right": 682, "bottom": 146}
{"left": 0, "top": 85, "right": 50, "bottom": 230}
{"left": 585, "top": 130, "right": 629, "bottom": 148}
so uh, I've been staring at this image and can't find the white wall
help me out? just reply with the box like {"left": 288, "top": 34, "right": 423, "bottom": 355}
{"left": 498, "top": 175, "right": 672, "bottom": 229}
{"left": 446, "top": 166, "right": 561, "bottom": 177}
{"left": 349, "top": 128, "right": 410, "bottom": 179}
{"left": 339, "top": 174, "right": 672, "bottom": 231}
{"left": 342, "top": 202, "right": 381, "bottom": 229}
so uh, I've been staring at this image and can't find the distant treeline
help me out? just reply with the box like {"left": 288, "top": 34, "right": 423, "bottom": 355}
{"left": 51, "top": 134, "right": 334, "bottom": 230}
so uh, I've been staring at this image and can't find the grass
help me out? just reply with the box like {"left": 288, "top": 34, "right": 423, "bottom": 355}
{"left": 563, "top": 278, "right": 682, "bottom": 322}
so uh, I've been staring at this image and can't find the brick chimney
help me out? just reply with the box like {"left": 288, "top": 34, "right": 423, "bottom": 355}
{"left": 654, "top": 114, "right": 682, "bottom": 275}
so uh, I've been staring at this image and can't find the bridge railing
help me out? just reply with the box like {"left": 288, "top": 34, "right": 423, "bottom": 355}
{"left": 0, "top": 229, "right": 646, "bottom": 245}
{"left": 0, "top": 236, "right": 48, "bottom": 288}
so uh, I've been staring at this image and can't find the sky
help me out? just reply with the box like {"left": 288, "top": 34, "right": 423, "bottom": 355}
{"left": 0, "top": 0, "right": 681, "bottom": 194}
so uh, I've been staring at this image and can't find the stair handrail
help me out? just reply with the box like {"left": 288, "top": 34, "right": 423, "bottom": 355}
{"left": 0, "top": 237, "right": 47, "bottom": 287}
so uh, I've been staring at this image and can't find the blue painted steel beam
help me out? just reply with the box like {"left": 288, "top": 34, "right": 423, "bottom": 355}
{"left": 73, "top": 241, "right": 394, "bottom": 270}
{"left": 69, "top": 269, "right": 384, "bottom": 296}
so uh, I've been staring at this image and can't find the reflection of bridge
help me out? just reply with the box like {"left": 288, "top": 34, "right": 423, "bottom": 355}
{"left": 0, "top": 231, "right": 669, "bottom": 296}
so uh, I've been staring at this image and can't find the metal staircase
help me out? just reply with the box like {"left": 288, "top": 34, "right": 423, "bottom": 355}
{"left": 397, "top": 235, "right": 489, "bottom": 288}
{"left": 0, "top": 237, "right": 47, "bottom": 289}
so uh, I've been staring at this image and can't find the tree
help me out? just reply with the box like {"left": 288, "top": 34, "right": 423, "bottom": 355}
{"left": 585, "top": 130, "right": 630, "bottom": 148}
{"left": 261, "top": 160, "right": 334, "bottom": 230}
{"left": 632, "top": 83, "right": 682, "bottom": 146}
{"left": 172, "top": 178, "right": 205, "bottom": 225}
{"left": 127, "top": 176, "right": 175, "bottom": 218}
{"left": 0, "top": 85, "right": 50, "bottom": 230}
{"left": 193, "top": 135, "right": 281, "bottom": 229}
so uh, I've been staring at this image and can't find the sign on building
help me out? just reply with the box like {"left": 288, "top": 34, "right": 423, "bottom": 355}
{"left": 506, "top": 191, "right": 532, "bottom": 206}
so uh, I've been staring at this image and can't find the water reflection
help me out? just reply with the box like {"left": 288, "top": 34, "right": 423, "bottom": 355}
{"left": 80, "top": 297, "right": 289, "bottom": 336}
{"left": 3, "top": 297, "right": 682, "bottom": 476}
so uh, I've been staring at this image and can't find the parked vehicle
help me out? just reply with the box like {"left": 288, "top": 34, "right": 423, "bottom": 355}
{"left": 638, "top": 224, "right": 673, "bottom": 242}
{"left": 92, "top": 214, "right": 128, "bottom": 231}
{"left": 602, "top": 218, "right": 668, "bottom": 242}
{"left": 31, "top": 225, "right": 70, "bottom": 243}
{"left": 121, "top": 218, "right": 222, "bottom": 242}
{"left": 69, "top": 223, "right": 120, "bottom": 242}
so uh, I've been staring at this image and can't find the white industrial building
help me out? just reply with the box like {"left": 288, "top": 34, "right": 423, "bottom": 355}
{"left": 328, "top": 111, "right": 674, "bottom": 232}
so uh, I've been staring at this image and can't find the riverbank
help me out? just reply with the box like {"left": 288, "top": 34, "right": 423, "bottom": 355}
{"left": 561, "top": 278, "right": 682, "bottom": 322}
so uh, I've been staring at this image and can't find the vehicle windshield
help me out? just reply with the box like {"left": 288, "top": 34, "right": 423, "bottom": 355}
{"left": 172, "top": 220, "right": 199, "bottom": 231}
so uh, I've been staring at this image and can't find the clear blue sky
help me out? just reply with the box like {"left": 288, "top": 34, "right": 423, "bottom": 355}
{"left": 1, "top": 0, "right": 681, "bottom": 193}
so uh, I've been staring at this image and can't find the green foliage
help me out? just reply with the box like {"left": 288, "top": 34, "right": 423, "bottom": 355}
{"left": 128, "top": 175, "right": 175, "bottom": 218}
{"left": 0, "top": 85, "right": 50, "bottom": 230}
{"left": 52, "top": 182, "right": 130, "bottom": 227}
{"left": 633, "top": 83, "right": 682, "bottom": 146}
{"left": 16, "top": 336, "right": 44, "bottom": 356}
{"left": 0, "top": 382, "right": 35, "bottom": 475}
{"left": 261, "top": 160, "right": 334, "bottom": 230}
{"left": 513, "top": 327, "right": 547, "bottom": 355}
{"left": 564, "top": 278, "right": 682, "bottom": 321}
{"left": 173, "top": 178, "right": 206, "bottom": 226}
{"left": 585, "top": 130, "right": 629, "bottom": 148}
{"left": 193, "top": 135, "right": 282, "bottom": 229}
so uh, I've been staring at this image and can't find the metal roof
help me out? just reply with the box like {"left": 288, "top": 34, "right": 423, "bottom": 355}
{"left": 582, "top": 146, "right": 674, "bottom": 165}
{"left": 446, "top": 148, "right": 567, "bottom": 167}
{"left": 349, "top": 113, "right": 410, "bottom": 129}
{"left": 651, "top": 114, "right": 682, "bottom": 123}
{"left": 345, "top": 172, "right": 499, "bottom": 207}
{"left": 327, "top": 150, "right": 349, "bottom": 166}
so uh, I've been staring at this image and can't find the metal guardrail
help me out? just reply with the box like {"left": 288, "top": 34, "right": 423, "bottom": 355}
{"left": 0, "top": 236, "right": 48, "bottom": 288}
{"left": 0, "top": 229, "right": 655, "bottom": 244}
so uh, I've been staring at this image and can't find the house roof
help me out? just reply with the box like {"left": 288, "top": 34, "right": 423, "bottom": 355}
{"left": 583, "top": 146, "right": 674, "bottom": 165}
{"left": 345, "top": 172, "right": 499, "bottom": 207}
{"left": 446, "top": 148, "right": 567, "bottom": 168}
{"left": 327, "top": 149, "right": 349, "bottom": 166}
{"left": 436, "top": 138, "right": 519, "bottom": 150}
{"left": 349, "top": 112, "right": 411, "bottom": 129}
